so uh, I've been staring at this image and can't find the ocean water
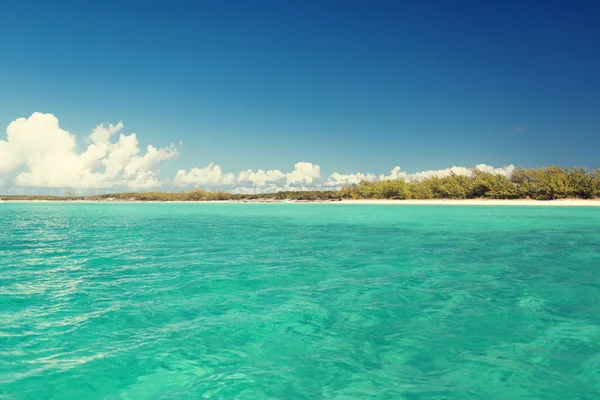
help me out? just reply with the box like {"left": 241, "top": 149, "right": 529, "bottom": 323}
{"left": 1, "top": 203, "right": 600, "bottom": 400}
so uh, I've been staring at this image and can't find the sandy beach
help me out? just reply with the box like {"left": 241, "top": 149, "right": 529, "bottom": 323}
{"left": 3, "top": 199, "right": 600, "bottom": 206}
{"left": 338, "top": 199, "right": 600, "bottom": 206}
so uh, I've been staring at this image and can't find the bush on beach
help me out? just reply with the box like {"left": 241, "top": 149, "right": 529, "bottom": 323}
{"left": 339, "top": 166, "right": 600, "bottom": 200}
{"left": 3, "top": 166, "right": 599, "bottom": 202}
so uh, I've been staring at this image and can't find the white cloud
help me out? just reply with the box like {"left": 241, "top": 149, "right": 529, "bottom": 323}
{"left": 238, "top": 168, "right": 285, "bottom": 186}
{"left": 380, "top": 165, "right": 474, "bottom": 181}
{"left": 89, "top": 121, "right": 124, "bottom": 145}
{"left": 377, "top": 164, "right": 515, "bottom": 182}
{"left": 286, "top": 162, "right": 321, "bottom": 185}
{"left": 381, "top": 166, "right": 408, "bottom": 181}
{"left": 0, "top": 112, "right": 178, "bottom": 189}
{"left": 322, "top": 164, "right": 516, "bottom": 189}
{"left": 173, "top": 161, "right": 322, "bottom": 189}
{"left": 173, "top": 163, "right": 236, "bottom": 186}
{"left": 0, "top": 113, "right": 517, "bottom": 195}
{"left": 229, "top": 185, "right": 281, "bottom": 194}
{"left": 325, "top": 172, "right": 377, "bottom": 186}
{"left": 475, "top": 164, "right": 515, "bottom": 177}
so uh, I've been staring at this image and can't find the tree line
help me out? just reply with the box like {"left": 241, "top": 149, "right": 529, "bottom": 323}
{"left": 84, "top": 189, "right": 343, "bottom": 202}
{"left": 1, "top": 166, "right": 599, "bottom": 201}
{"left": 340, "top": 166, "right": 600, "bottom": 200}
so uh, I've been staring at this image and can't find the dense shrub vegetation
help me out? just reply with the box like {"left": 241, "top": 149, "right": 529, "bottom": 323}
{"left": 340, "top": 166, "right": 600, "bottom": 200}
{"left": 2, "top": 167, "right": 599, "bottom": 201}
{"left": 70, "top": 189, "right": 341, "bottom": 202}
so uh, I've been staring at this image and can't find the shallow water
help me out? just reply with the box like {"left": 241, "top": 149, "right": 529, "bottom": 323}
{"left": 1, "top": 203, "right": 600, "bottom": 399}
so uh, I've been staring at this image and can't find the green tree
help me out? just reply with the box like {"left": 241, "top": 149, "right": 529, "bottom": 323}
{"left": 409, "top": 181, "right": 434, "bottom": 199}
{"left": 472, "top": 170, "right": 518, "bottom": 199}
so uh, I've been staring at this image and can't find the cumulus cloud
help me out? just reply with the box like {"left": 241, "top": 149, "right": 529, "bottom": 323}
{"left": 321, "top": 164, "right": 516, "bottom": 189}
{"left": 474, "top": 164, "right": 515, "bottom": 177}
{"left": 286, "top": 162, "right": 320, "bottom": 185}
{"left": 173, "top": 163, "right": 236, "bottom": 186}
{"left": 375, "top": 164, "right": 515, "bottom": 182}
{"left": 379, "top": 165, "right": 473, "bottom": 181}
{"left": 0, "top": 113, "right": 178, "bottom": 189}
{"left": 0, "top": 113, "right": 516, "bottom": 195}
{"left": 89, "top": 121, "right": 124, "bottom": 145}
{"left": 238, "top": 168, "right": 285, "bottom": 186}
{"left": 380, "top": 166, "right": 407, "bottom": 181}
{"left": 324, "top": 172, "right": 377, "bottom": 186}
{"left": 173, "top": 161, "right": 321, "bottom": 190}
{"left": 229, "top": 185, "right": 281, "bottom": 195}
{"left": 171, "top": 162, "right": 516, "bottom": 192}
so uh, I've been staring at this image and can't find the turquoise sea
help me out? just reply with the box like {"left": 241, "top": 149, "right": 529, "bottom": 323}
{"left": 1, "top": 203, "right": 600, "bottom": 399}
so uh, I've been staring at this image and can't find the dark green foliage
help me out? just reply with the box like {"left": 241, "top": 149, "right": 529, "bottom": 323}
{"left": 434, "top": 174, "right": 474, "bottom": 199}
{"left": 340, "top": 180, "right": 411, "bottom": 199}
{"left": 511, "top": 166, "right": 573, "bottom": 200}
{"left": 472, "top": 170, "right": 518, "bottom": 199}
{"left": 408, "top": 181, "right": 434, "bottom": 199}
{"left": 381, "top": 180, "right": 411, "bottom": 199}
{"left": 568, "top": 167, "right": 598, "bottom": 199}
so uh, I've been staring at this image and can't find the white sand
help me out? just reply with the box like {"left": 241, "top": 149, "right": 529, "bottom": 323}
{"left": 338, "top": 199, "right": 600, "bottom": 206}
{"left": 3, "top": 199, "right": 600, "bottom": 206}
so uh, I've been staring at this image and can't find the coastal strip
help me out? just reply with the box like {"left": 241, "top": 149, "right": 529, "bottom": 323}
{"left": 2, "top": 199, "right": 600, "bottom": 206}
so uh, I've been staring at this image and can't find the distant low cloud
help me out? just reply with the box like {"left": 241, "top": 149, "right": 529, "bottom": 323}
{"left": 174, "top": 162, "right": 514, "bottom": 193}
{"left": 0, "top": 113, "right": 178, "bottom": 189}
{"left": 474, "top": 164, "right": 515, "bottom": 177}
{"left": 324, "top": 172, "right": 377, "bottom": 187}
{"left": 0, "top": 112, "right": 516, "bottom": 194}
{"left": 380, "top": 164, "right": 514, "bottom": 181}
{"left": 322, "top": 164, "right": 515, "bottom": 188}
{"left": 285, "top": 162, "right": 321, "bottom": 185}
{"left": 173, "top": 163, "right": 236, "bottom": 186}
{"left": 174, "top": 161, "right": 321, "bottom": 189}
{"left": 238, "top": 168, "right": 286, "bottom": 187}
{"left": 230, "top": 185, "right": 281, "bottom": 195}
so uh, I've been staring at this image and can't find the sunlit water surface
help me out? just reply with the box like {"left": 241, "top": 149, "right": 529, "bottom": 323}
{"left": 1, "top": 203, "right": 600, "bottom": 399}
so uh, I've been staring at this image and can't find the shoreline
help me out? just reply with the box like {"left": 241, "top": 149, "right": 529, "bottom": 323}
{"left": 338, "top": 199, "right": 600, "bottom": 206}
{"left": 2, "top": 199, "right": 600, "bottom": 206}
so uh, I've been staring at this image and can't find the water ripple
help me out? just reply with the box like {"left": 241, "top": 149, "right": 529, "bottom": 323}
{"left": 1, "top": 203, "right": 600, "bottom": 399}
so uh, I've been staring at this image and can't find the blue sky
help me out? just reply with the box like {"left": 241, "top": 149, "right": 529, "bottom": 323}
{"left": 1, "top": 1, "right": 599, "bottom": 192}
